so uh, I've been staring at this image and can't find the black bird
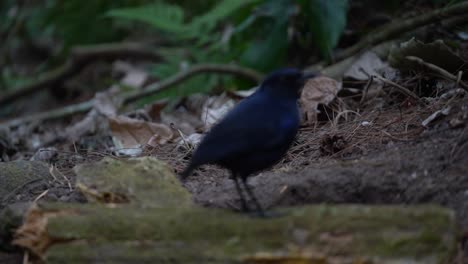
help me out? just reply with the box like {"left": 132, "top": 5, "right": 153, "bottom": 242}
{"left": 180, "top": 68, "right": 316, "bottom": 215}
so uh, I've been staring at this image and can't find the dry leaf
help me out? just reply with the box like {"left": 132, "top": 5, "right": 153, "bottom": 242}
{"left": 344, "top": 52, "right": 389, "bottom": 80}
{"left": 93, "top": 91, "right": 120, "bottom": 117}
{"left": 30, "top": 147, "right": 58, "bottom": 163}
{"left": 184, "top": 94, "right": 210, "bottom": 115}
{"left": 201, "top": 93, "right": 236, "bottom": 129}
{"left": 300, "top": 76, "right": 342, "bottom": 125}
{"left": 178, "top": 133, "right": 203, "bottom": 148}
{"left": 64, "top": 91, "right": 121, "bottom": 142}
{"left": 113, "top": 61, "right": 148, "bottom": 88}
{"left": 161, "top": 109, "right": 203, "bottom": 136}
{"left": 389, "top": 38, "right": 468, "bottom": 74}
{"left": 109, "top": 116, "right": 173, "bottom": 148}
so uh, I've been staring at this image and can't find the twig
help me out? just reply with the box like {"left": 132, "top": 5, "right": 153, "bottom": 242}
{"left": 334, "top": 1, "right": 468, "bottom": 61}
{"left": 33, "top": 189, "right": 49, "bottom": 203}
{"left": 456, "top": 71, "right": 462, "bottom": 88}
{"left": 22, "top": 251, "right": 29, "bottom": 264}
{"left": 373, "top": 74, "right": 420, "bottom": 101}
{"left": 170, "top": 123, "right": 192, "bottom": 151}
{"left": 56, "top": 168, "right": 73, "bottom": 192}
{"left": 1, "top": 179, "right": 43, "bottom": 206}
{"left": 0, "top": 64, "right": 262, "bottom": 128}
{"left": 0, "top": 42, "right": 163, "bottom": 106}
{"left": 405, "top": 56, "right": 468, "bottom": 91}
{"left": 2, "top": 100, "right": 94, "bottom": 128}
{"left": 372, "top": 128, "right": 414, "bottom": 142}
{"left": 124, "top": 64, "right": 263, "bottom": 103}
{"left": 360, "top": 75, "right": 374, "bottom": 105}
{"left": 49, "top": 166, "right": 59, "bottom": 182}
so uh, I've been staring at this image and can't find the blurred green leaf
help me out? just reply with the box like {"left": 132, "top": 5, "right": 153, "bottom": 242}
{"left": 240, "top": 20, "right": 288, "bottom": 71}
{"left": 106, "top": 2, "right": 186, "bottom": 36}
{"left": 107, "top": 0, "right": 260, "bottom": 43}
{"left": 191, "top": 0, "right": 261, "bottom": 33}
{"left": 298, "top": 0, "right": 348, "bottom": 57}
{"left": 44, "top": 0, "right": 129, "bottom": 48}
{"left": 239, "top": 0, "right": 292, "bottom": 71}
{"left": 107, "top": 0, "right": 263, "bottom": 97}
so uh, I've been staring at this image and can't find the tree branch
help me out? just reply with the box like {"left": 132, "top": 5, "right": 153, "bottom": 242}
{"left": 373, "top": 74, "right": 420, "bottom": 101}
{"left": 124, "top": 64, "right": 263, "bottom": 104}
{"left": 405, "top": 56, "right": 468, "bottom": 91}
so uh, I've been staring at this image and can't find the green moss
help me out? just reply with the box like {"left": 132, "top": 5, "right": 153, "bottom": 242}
{"left": 41, "top": 204, "right": 456, "bottom": 263}
{"left": 74, "top": 157, "right": 193, "bottom": 208}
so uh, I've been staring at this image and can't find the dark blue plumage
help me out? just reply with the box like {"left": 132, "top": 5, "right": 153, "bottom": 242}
{"left": 180, "top": 68, "right": 316, "bottom": 215}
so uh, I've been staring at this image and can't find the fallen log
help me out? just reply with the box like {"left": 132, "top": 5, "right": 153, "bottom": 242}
{"left": 13, "top": 203, "right": 456, "bottom": 264}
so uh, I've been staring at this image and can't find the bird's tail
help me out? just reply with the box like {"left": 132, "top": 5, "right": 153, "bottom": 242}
{"left": 179, "top": 164, "right": 197, "bottom": 181}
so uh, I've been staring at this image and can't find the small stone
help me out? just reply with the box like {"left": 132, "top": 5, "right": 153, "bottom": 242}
{"left": 361, "top": 121, "right": 371, "bottom": 126}
{"left": 59, "top": 195, "right": 69, "bottom": 202}
{"left": 46, "top": 193, "right": 58, "bottom": 202}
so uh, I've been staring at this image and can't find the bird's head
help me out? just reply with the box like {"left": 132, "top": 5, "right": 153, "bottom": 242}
{"left": 259, "top": 68, "right": 317, "bottom": 99}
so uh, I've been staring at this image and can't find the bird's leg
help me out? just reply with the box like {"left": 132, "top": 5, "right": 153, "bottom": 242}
{"left": 241, "top": 177, "right": 265, "bottom": 217}
{"left": 232, "top": 173, "right": 249, "bottom": 212}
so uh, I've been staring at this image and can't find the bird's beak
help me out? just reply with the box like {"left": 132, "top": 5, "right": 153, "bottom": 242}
{"left": 300, "top": 71, "right": 318, "bottom": 81}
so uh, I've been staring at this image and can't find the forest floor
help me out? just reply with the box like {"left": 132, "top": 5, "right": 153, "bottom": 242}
{"left": 1, "top": 90, "right": 467, "bottom": 263}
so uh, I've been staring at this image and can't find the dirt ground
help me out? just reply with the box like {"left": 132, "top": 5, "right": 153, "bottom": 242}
{"left": 188, "top": 104, "right": 468, "bottom": 219}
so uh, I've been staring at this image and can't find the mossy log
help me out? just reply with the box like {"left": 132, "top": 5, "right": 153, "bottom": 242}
{"left": 13, "top": 203, "right": 456, "bottom": 264}
{"left": 9, "top": 157, "right": 458, "bottom": 263}
{"left": 73, "top": 156, "right": 192, "bottom": 208}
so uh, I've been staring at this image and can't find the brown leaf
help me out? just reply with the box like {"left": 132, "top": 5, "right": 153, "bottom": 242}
{"left": 201, "top": 93, "right": 236, "bottom": 129}
{"left": 161, "top": 109, "right": 202, "bottom": 136}
{"left": 344, "top": 51, "right": 396, "bottom": 80}
{"left": 109, "top": 116, "right": 174, "bottom": 148}
{"left": 300, "top": 76, "right": 341, "bottom": 125}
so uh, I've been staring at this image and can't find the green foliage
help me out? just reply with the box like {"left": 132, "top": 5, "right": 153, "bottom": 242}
{"left": 43, "top": 0, "right": 138, "bottom": 48}
{"left": 1, "top": 0, "right": 350, "bottom": 97}
{"left": 106, "top": 2, "right": 186, "bottom": 37}
{"left": 45, "top": 1, "right": 119, "bottom": 47}
{"left": 237, "top": 0, "right": 292, "bottom": 71}
{"left": 1, "top": 0, "right": 153, "bottom": 54}
{"left": 107, "top": 0, "right": 264, "bottom": 98}
{"left": 105, "top": 0, "right": 350, "bottom": 97}
{"left": 107, "top": 0, "right": 261, "bottom": 42}
{"left": 298, "top": 0, "right": 348, "bottom": 58}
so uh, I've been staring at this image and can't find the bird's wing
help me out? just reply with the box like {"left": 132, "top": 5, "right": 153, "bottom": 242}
{"left": 192, "top": 95, "right": 299, "bottom": 165}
